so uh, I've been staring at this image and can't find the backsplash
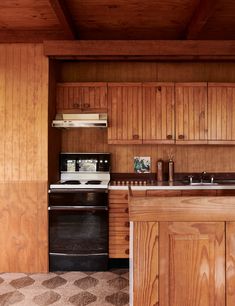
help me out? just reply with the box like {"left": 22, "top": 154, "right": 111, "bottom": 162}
{"left": 61, "top": 128, "right": 235, "bottom": 173}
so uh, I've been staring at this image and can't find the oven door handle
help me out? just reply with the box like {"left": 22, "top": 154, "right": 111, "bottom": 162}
{"left": 48, "top": 206, "right": 108, "bottom": 211}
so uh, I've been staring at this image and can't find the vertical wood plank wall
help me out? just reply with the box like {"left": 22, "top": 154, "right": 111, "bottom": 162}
{"left": 58, "top": 61, "right": 235, "bottom": 173}
{"left": 0, "top": 44, "right": 48, "bottom": 272}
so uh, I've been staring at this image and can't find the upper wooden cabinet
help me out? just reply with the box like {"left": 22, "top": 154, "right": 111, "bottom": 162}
{"left": 208, "top": 83, "right": 235, "bottom": 144}
{"left": 143, "top": 83, "right": 175, "bottom": 144}
{"left": 108, "top": 83, "right": 143, "bottom": 144}
{"left": 56, "top": 82, "right": 107, "bottom": 113}
{"left": 175, "top": 83, "right": 208, "bottom": 144}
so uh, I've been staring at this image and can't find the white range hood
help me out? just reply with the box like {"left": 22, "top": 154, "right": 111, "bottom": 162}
{"left": 52, "top": 113, "right": 108, "bottom": 128}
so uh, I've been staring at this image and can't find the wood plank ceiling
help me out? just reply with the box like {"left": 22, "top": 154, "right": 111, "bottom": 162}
{"left": 0, "top": 0, "right": 235, "bottom": 42}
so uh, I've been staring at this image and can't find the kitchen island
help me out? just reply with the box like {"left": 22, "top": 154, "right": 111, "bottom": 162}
{"left": 129, "top": 195, "right": 235, "bottom": 306}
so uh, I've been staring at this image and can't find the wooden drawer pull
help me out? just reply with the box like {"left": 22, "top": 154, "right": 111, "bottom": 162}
{"left": 125, "top": 249, "right": 129, "bottom": 255}
{"left": 132, "top": 134, "right": 139, "bottom": 140}
{"left": 125, "top": 208, "right": 129, "bottom": 213}
{"left": 178, "top": 134, "right": 185, "bottom": 140}
{"left": 83, "top": 103, "right": 90, "bottom": 108}
{"left": 125, "top": 235, "right": 130, "bottom": 241}
{"left": 167, "top": 134, "right": 173, "bottom": 140}
{"left": 124, "top": 222, "right": 130, "bottom": 227}
{"left": 73, "top": 103, "right": 79, "bottom": 107}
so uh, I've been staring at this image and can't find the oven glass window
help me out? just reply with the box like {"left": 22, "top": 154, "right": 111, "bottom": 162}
{"left": 49, "top": 210, "right": 108, "bottom": 255}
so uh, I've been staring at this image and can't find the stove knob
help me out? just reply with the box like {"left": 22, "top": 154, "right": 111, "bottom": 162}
{"left": 130, "top": 181, "right": 133, "bottom": 185}
{"left": 122, "top": 181, "right": 125, "bottom": 185}
{"left": 139, "top": 181, "right": 142, "bottom": 185}
{"left": 143, "top": 181, "right": 147, "bottom": 185}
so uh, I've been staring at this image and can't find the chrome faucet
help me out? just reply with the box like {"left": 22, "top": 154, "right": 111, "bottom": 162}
{"left": 200, "top": 171, "right": 207, "bottom": 183}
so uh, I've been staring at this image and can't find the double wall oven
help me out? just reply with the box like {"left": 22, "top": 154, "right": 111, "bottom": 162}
{"left": 49, "top": 153, "right": 110, "bottom": 271}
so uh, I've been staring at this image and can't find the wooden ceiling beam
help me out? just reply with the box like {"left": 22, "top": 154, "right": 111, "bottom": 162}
{"left": 184, "top": 0, "right": 219, "bottom": 39}
{"left": 0, "top": 30, "right": 68, "bottom": 43}
{"left": 44, "top": 40, "right": 235, "bottom": 60}
{"left": 48, "top": 0, "right": 77, "bottom": 39}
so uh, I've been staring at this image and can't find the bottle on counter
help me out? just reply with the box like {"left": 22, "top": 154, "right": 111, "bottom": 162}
{"left": 168, "top": 158, "right": 174, "bottom": 182}
{"left": 156, "top": 159, "right": 164, "bottom": 182}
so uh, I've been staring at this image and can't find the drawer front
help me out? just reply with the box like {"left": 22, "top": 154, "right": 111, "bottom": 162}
{"left": 146, "top": 190, "right": 182, "bottom": 196}
{"left": 181, "top": 190, "right": 217, "bottom": 196}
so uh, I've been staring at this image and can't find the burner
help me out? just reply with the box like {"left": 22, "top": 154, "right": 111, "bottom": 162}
{"left": 85, "top": 180, "right": 102, "bottom": 185}
{"left": 62, "top": 180, "right": 81, "bottom": 185}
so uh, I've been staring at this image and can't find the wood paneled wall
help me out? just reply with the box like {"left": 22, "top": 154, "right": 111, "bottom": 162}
{"left": 61, "top": 129, "right": 235, "bottom": 173}
{"left": 0, "top": 44, "right": 48, "bottom": 272}
{"left": 58, "top": 61, "right": 235, "bottom": 173}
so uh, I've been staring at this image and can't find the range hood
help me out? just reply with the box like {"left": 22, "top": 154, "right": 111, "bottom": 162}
{"left": 52, "top": 113, "right": 108, "bottom": 128}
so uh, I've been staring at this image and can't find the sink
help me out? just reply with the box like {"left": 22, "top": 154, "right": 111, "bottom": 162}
{"left": 189, "top": 182, "right": 219, "bottom": 186}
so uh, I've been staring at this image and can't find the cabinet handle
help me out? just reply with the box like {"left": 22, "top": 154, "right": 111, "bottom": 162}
{"left": 167, "top": 134, "right": 173, "bottom": 140}
{"left": 133, "top": 134, "right": 139, "bottom": 140}
{"left": 156, "top": 86, "right": 162, "bottom": 92}
{"left": 125, "top": 235, "right": 130, "bottom": 241}
{"left": 125, "top": 208, "right": 129, "bottom": 213}
{"left": 83, "top": 103, "right": 90, "bottom": 108}
{"left": 124, "top": 222, "right": 130, "bottom": 227}
{"left": 125, "top": 249, "right": 129, "bottom": 255}
{"left": 178, "top": 135, "right": 185, "bottom": 140}
{"left": 73, "top": 103, "right": 79, "bottom": 107}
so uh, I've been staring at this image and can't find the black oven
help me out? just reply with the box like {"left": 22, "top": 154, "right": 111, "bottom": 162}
{"left": 49, "top": 189, "right": 108, "bottom": 271}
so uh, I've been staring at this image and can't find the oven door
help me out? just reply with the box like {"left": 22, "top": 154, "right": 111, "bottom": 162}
{"left": 49, "top": 189, "right": 108, "bottom": 271}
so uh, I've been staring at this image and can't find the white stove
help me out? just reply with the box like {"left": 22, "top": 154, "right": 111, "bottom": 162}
{"left": 49, "top": 153, "right": 110, "bottom": 190}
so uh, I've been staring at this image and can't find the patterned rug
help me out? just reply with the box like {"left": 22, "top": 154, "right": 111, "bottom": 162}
{"left": 0, "top": 269, "right": 129, "bottom": 306}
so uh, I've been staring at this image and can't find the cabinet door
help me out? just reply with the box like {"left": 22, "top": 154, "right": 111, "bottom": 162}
{"left": 208, "top": 83, "right": 235, "bottom": 144}
{"left": 159, "top": 222, "right": 225, "bottom": 306}
{"left": 56, "top": 82, "right": 107, "bottom": 113}
{"left": 143, "top": 83, "right": 175, "bottom": 144}
{"left": 175, "top": 83, "right": 208, "bottom": 144}
{"left": 226, "top": 222, "right": 235, "bottom": 305}
{"left": 108, "top": 83, "right": 143, "bottom": 144}
{"left": 109, "top": 190, "right": 129, "bottom": 258}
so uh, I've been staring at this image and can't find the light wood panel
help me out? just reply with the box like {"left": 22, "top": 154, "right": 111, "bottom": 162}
{"left": 0, "top": 44, "right": 49, "bottom": 272}
{"left": 108, "top": 83, "right": 143, "bottom": 144}
{"left": 129, "top": 196, "right": 235, "bottom": 222}
{"left": 208, "top": 83, "right": 235, "bottom": 144}
{"left": 159, "top": 222, "right": 225, "bottom": 306}
{"left": 0, "top": 182, "right": 48, "bottom": 272}
{"left": 0, "top": 44, "right": 48, "bottom": 181}
{"left": 143, "top": 82, "right": 175, "bottom": 144}
{"left": 175, "top": 82, "right": 208, "bottom": 144}
{"left": 133, "top": 222, "right": 159, "bottom": 306}
{"left": 226, "top": 222, "right": 235, "bottom": 305}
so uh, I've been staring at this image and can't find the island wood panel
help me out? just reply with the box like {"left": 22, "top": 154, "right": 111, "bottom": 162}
{"left": 108, "top": 83, "right": 143, "bottom": 144}
{"left": 175, "top": 83, "right": 208, "bottom": 144}
{"left": 143, "top": 82, "right": 175, "bottom": 144}
{"left": 133, "top": 221, "right": 159, "bottom": 306}
{"left": 159, "top": 222, "right": 225, "bottom": 306}
{"left": 208, "top": 83, "right": 235, "bottom": 144}
{"left": 56, "top": 82, "right": 107, "bottom": 113}
{"left": 0, "top": 182, "right": 48, "bottom": 272}
{"left": 0, "top": 44, "right": 48, "bottom": 181}
{"left": 129, "top": 196, "right": 235, "bottom": 222}
{"left": 226, "top": 222, "right": 235, "bottom": 305}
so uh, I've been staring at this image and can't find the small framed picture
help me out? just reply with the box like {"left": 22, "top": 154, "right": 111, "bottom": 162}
{"left": 134, "top": 156, "right": 151, "bottom": 173}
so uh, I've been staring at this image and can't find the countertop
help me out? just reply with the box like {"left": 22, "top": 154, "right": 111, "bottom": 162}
{"left": 109, "top": 180, "right": 235, "bottom": 190}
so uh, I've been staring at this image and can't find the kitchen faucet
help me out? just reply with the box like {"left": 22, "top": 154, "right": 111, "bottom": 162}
{"left": 200, "top": 171, "right": 207, "bottom": 183}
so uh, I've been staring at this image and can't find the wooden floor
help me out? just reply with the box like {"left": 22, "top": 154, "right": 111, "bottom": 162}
{"left": 0, "top": 269, "right": 129, "bottom": 306}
